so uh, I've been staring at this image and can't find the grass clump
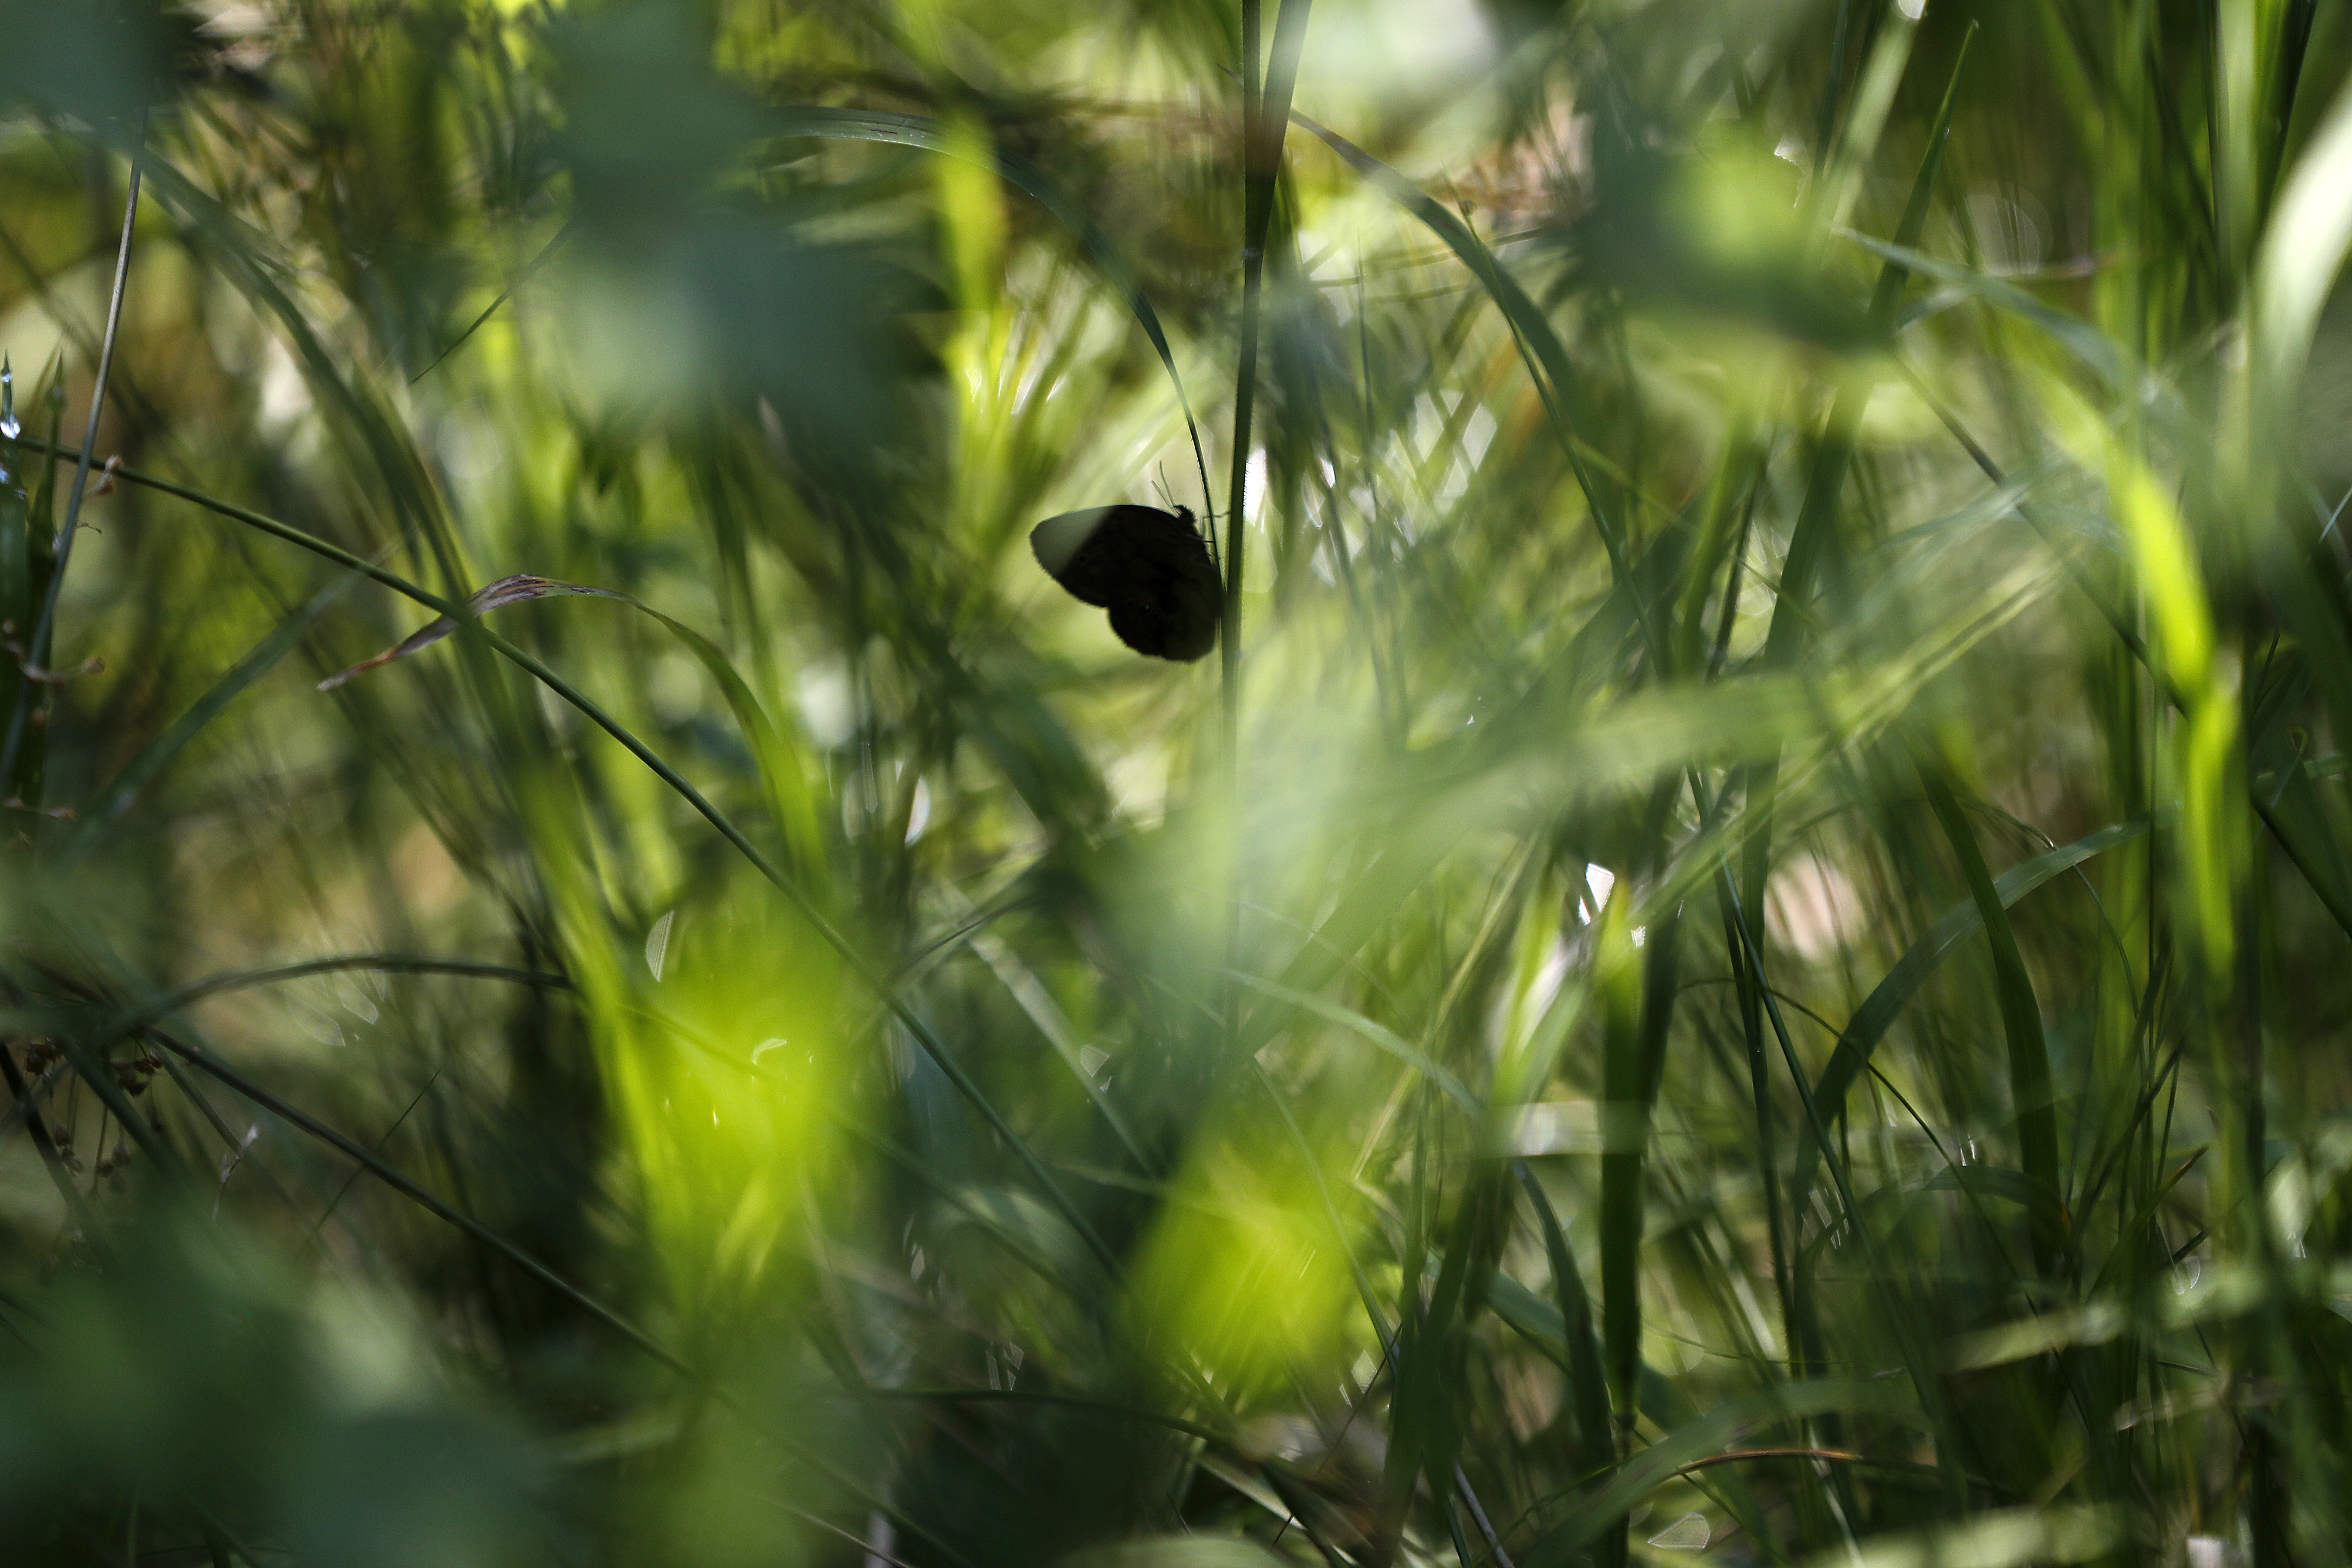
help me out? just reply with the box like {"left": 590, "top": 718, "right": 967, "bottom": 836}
{"left": 4, "top": 1, "right": 2352, "bottom": 1565}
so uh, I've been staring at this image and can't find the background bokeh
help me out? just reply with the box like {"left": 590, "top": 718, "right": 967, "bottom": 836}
{"left": 4, "top": 0, "right": 2352, "bottom": 1564}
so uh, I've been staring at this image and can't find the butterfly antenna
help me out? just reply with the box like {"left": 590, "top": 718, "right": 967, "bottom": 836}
{"left": 1156, "top": 463, "right": 1214, "bottom": 557}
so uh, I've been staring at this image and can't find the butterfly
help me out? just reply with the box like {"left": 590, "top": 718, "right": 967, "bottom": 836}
{"left": 1029, "top": 504, "right": 1221, "bottom": 662}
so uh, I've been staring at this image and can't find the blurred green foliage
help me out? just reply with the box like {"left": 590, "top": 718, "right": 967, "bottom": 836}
{"left": 5, "top": 0, "right": 2352, "bottom": 1565}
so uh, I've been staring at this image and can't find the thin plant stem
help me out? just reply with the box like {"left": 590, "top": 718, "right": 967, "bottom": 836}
{"left": 0, "top": 122, "right": 143, "bottom": 793}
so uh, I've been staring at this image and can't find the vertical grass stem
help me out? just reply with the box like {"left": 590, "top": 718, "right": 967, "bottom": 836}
{"left": 1222, "top": 0, "right": 1314, "bottom": 1046}
{"left": 0, "top": 125, "right": 143, "bottom": 796}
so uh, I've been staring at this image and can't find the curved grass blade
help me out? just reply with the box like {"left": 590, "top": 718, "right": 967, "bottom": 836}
{"left": 142, "top": 1021, "right": 971, "bottom": 1567}
{"left": 974, "top": 933, "right": 1150, "bottom": 1170}
{"left": 1515, "top": 1162, "right": 1616, "bottom": 1486}
{"left": 137, "top": 1019, "right": 661, "bottom": 1369}
{"left": 1919, "top": 767, "right": 2065, "bottom": 1273}
{"left": 327, "top": 568, "right": 826, "bottom": 879}
{"left": 74, "top": 953, "right": 570, "bottom": 1050}
{"left": 1732, "top": 54, "right": 1983, "bottom": 1301}
{"left": 63, "top": 568, "right": 363, "bottom": 859}
{"left": 1764, "top": 28, "right": 1976, "bottom": 674}
{"left": 1518, "top": 1378, "right": 1930, "bottom": 1568}
{"left": 1788, "top": 817, "right": 2149, "bottom": 1218}
{"left": 1289, "top": 110, "right": 1632, "bottom": 591}
{"left": 849, "top": 1386, "right": 1229, "bottom": 1445}
{"left": 25, "top": 440, "right": 1117, "bottom": 1277}
{"left": 1219, "top": 0, "right": 1318, "bottom": 777}
{"left": 0, "top": 122, "right": 142, "bottom": 795}
{"left": 132, "top": 151, "right": 481, "bottom": 633}
{"left": 1839, "top": 231, "right": 2122, "bottom": 386}
{"left": 1229, "top": 970, "right": 1477, "bottom": 1113}
{"left": 408, "top": 217, "right": 577, "bottom": 385}
{"left": 317, "top": 573, "right": 629, "bottom": 690}
{"left": 1602, "top": 903, "right": 1681, "bottom": 1467}
{"left": 766, "top": 105, "right": 1214, "bottom": 511}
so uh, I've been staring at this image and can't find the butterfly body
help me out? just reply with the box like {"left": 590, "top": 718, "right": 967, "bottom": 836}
{"left": 1030, "top": 504, "right": 1220, "bottom": 662}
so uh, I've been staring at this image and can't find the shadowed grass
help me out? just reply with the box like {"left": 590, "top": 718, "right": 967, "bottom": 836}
{"left": 3, "top": 2, "right": 2352, "bottom": 1567}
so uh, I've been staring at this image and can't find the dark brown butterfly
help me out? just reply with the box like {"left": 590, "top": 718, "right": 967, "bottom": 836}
{"left": 1030, "top": 504, "right": 1220, "bottom": 662}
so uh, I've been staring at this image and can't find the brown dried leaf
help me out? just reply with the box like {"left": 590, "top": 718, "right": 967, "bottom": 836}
{"left": 317, "top": 574, "right": 629, "bottom": 691}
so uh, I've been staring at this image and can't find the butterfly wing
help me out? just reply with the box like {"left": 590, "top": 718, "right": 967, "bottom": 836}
{"left": 1030, "top": 507, "right": 1124, "bottom": 607}
{"left": 1032, "top": 505, "right": 1221, "bottom": 661}
{"left": 1101, "top": 510, "right": 1220, "bottom": 661}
